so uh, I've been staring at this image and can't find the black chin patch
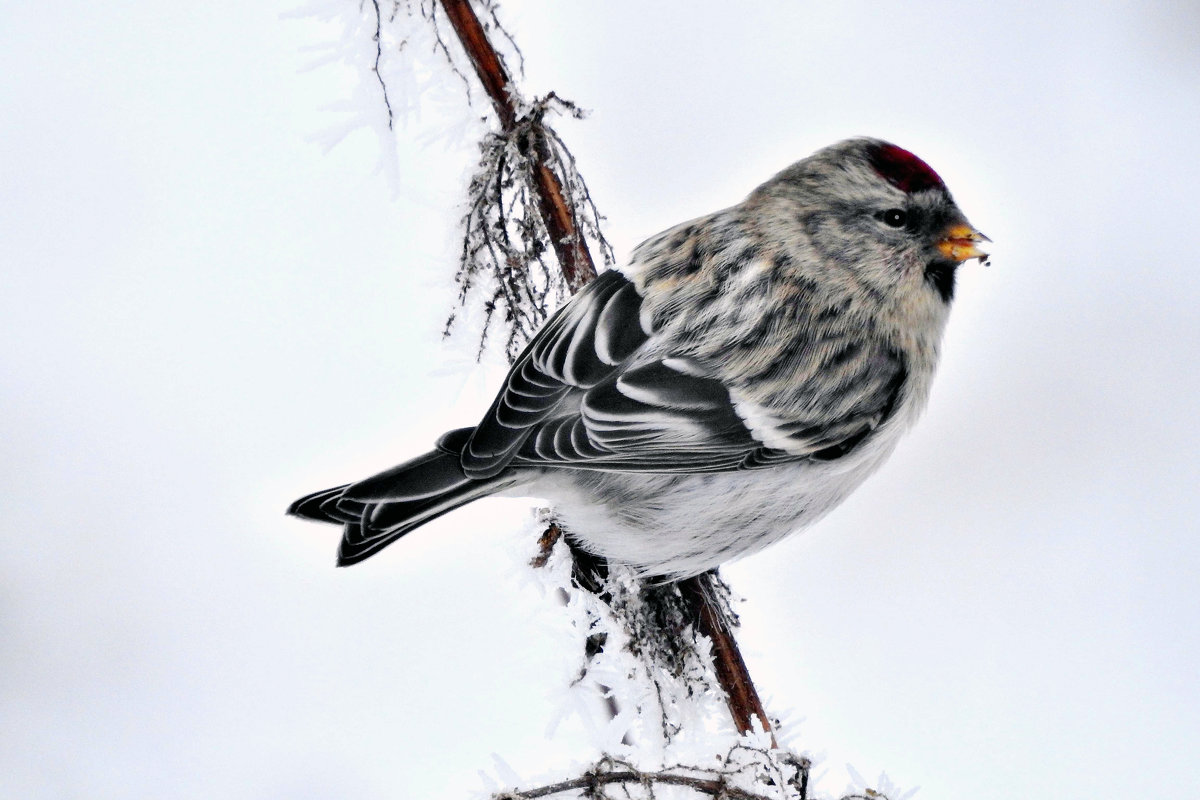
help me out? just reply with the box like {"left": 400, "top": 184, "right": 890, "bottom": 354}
{"left": 924, "top": 260, "right": 957, "bottom": 303}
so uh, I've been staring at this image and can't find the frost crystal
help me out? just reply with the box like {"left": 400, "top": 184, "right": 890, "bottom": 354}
{"left": 516, "top": 518, "right": 816, "bottom": 799}
{"left": 448, "top": 94, "right": 613, "bottom": 361}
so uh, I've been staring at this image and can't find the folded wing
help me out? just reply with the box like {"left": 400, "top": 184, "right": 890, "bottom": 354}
{"left": 460, "top": 270, "right": 907, "bottom": 477}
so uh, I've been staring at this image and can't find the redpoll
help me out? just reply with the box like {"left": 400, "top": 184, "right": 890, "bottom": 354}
{"left": 289, "top": 138, "right": 988, "bottom": 579}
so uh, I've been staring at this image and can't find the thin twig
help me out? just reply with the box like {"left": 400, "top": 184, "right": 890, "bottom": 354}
{"left": 368, "top": 0, "right": 395, "bottom": 129}
{"left": 434, "top": 0, "right": 774, "bottom": 744}
{"left": 680, "top": 574, "right": 778, "bottom": 748}
{"left": 437, "top": 0, "right": 597, "bottom": 290}
{"left": 497, "top": 769, "right": 773, "bottom": 800}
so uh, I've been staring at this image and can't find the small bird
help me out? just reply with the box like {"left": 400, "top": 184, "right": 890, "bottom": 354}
{"left": 289, "top": 138, "right": 987, "bottom": 579}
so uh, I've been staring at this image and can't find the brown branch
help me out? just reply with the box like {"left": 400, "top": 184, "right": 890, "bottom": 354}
{"left": 436, "top": 0, "right": 773, "bottom": 745}
{"left": 498, "top": 751, "right": 812, "bottom": 800}
{"left": 439, "top": 0, "right": 597, "bottom": 290}
{"left": 497, "top": 768, "right": 775, "bottom": 800}
{"left": 680, "top": 575, "right": 778, "bottom": 748}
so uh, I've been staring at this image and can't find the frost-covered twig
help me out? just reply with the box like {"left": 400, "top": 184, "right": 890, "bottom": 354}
{"left": 353, "top": 0, "right": 786, "bottom": 779}
{"left": 534, "top": 525, "right": 723, "bottom": 743}
{"left": 492, "top": 750, "right": 898, "bottom": 800}
{"left": 367, "top": 0, "right": 396, "bottom": 129}
{"left": 438, "top": 0, "right": 612, "bottom": 358}
{"left": 680, "top": 574, "right": 778, "bottom": 747}
{"left": 494, "top": 750, "right": 813, "bottom": 800}
{"left": 495, "top": 768, "right": 772, "bottom": 800}
{"left": 449, "top": 93, "right": 612, "bottom": 359}
{"left": 433, "top": 0, "right": 776, "bottom": 745}
{"left": 439, "top": 0, "right": 602, "bottom": 292}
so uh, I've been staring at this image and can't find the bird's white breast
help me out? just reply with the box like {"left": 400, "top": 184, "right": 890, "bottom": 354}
{"left": 522, "top": 398, "right": 918, "bottom": 579}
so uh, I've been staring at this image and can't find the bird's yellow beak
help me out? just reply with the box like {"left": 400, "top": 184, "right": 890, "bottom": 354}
{"left": 936, "top": 224, "right": 991, "bottom": 263}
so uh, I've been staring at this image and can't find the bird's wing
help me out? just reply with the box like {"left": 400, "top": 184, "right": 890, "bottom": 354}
{"left": 511, "top": 359, "right": 757, "bottom": 472}
{"left": 461, "top": 270, "right": 907, "bottom": 478}
{"left": 507, "top": 353, "right": 906, "bottom": 472}
{"left": 461, "top": 269, "right": 649, "bottom": 478}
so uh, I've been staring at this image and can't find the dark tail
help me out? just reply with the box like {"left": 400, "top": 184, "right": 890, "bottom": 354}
{"left": 288, "top": 429, "right": 519, "bottom": 566}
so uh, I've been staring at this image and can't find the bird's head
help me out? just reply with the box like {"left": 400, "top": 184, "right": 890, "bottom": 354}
{"left": 753, "top": 137, "right": 988, "bottom": 305}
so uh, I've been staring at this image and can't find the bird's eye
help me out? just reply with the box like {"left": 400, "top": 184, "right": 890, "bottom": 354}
{"left": 880, "top": 208, "right": 908, "bottom": 228}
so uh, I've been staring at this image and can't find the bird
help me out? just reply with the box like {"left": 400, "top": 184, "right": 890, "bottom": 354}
{"left": 289, "top": 137, "right": 988, "bottom": 580}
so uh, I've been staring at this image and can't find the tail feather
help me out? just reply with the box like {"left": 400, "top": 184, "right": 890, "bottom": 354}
{"left": 320, "top": 493, "right": 364, "bottom": 524}
{"left": 287, "top": 485, "right": 350, "bottom": 522}
{"left": 344, "top": 448, "right": 475, "bottom": 503}
{"left": 336, "top": 478, "right": 508, "bottom": 566}
{"left": 288, "top": 446, "right": 522, "bottom": 567}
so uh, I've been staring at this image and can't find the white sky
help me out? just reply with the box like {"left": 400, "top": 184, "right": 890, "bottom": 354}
{"left": 2, "top": 1, "right": 1198, "bottom": 798}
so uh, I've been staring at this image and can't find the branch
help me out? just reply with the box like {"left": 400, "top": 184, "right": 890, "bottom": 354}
{"left": 439, "top": 0, "right": 597, "bottom": 291}
{"left": 495, "top": 751, "right": 817, "bottom": 800}
{"left": 435, "top": 0, "right": 774, "bottom": 745}
{"left": 681, "top": 574, "right": 778, "bottom": 748}
{"left": 368, "top": 0, "right": 395, "bottom": 129}
{"left": 497, "top": 769, "right": 775, "bottom": 800}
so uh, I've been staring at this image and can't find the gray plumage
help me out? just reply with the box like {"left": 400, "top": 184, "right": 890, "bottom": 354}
{"left": 289, "top": 138, "right": 987, "bottom": 579}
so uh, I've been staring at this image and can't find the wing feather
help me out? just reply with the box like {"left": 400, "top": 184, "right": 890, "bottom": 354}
{"left": 506, "top": 349, "right": 906, "bottom": 472}
{"left": 461, "top": 270, "right": 649, "bottom": 478}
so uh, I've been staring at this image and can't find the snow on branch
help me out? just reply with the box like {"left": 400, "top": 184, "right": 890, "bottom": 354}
{"left": 493, "top": 750, "right": 809, "bottom": 800}
{"left": 448, "top": 93, "right": 613, "bottom": 361}
{"left": 353, "top": 0, "right": 613, "bottom": 360}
